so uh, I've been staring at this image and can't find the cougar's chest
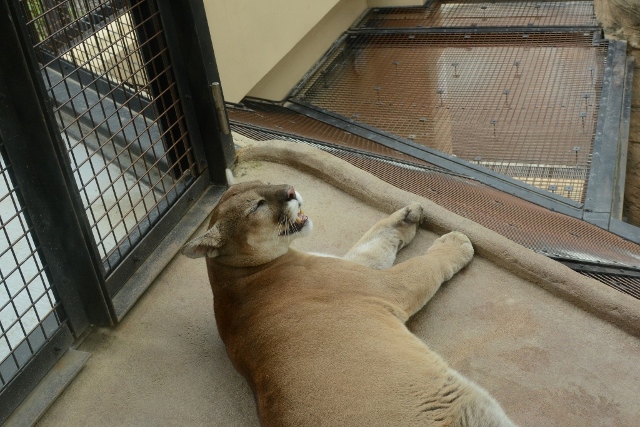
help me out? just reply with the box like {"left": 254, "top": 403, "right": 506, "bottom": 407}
{"left": 210, "top": 254, "right": 380, "bottom": 335}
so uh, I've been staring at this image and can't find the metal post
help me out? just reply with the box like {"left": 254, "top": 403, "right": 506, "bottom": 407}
{"left": 154, "top": 0, "right": 236, "bottom": 185}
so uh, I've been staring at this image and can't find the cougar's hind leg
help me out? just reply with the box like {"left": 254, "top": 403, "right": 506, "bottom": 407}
{"left": 426, "top": 232, "right": 475, "bottom": 280}
{"left": 343, "top": 203, "right": 423, "bottom": 269}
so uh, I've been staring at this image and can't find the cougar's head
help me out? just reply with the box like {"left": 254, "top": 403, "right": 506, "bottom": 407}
{"left": 181, "top": 181, "right": 312, "bottom": 266}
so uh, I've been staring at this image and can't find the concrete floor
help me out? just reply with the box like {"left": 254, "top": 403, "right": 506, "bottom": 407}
{"left": 36, "top": 140, "right": 640, "bottom": 426}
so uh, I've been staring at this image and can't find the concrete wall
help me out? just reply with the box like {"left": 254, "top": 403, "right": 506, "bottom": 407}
{"left": 203, "top": 0, "right": 425, "bottom": 103}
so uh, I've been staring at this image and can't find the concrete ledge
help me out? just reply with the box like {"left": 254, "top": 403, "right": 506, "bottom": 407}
{"left": 237, "top": 139, "right": 640, "bottom": 337}
{"left": 112, "top": 184, "right": 226, "bottom": 321}
{"left": 5, "top": 349, "right": 90, "bottom": 427}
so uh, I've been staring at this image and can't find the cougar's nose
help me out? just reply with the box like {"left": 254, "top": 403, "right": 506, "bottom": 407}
{"left": 286, "top": 186, "right": 296, "bottom": 201}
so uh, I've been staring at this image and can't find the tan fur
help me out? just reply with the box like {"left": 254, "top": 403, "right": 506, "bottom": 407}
{"left": 182, "top": 181, "right": 517, "bottom": 427}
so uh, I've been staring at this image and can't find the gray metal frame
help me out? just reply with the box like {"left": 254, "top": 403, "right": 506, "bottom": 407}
{"left": 583, "top": 40, "right": 631, "bottom": 228}
{"left": 284, "top": 8, "right": 637, "bottom": 244}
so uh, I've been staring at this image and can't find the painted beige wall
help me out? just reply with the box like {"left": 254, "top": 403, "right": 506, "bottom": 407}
{"left": 204, "top": 0, "right": 426, "bottom": 103}
{"left": 203, "top": 0, "right": 343, "bottom": 103}
{"left": 367, "top": 0, "right": 424, "bottom": 7}
{"left": 247, "top": 0, "right": 427, "bottom": 101}
{"left": 248, "top": 0, "right": 367, "bottom": 101}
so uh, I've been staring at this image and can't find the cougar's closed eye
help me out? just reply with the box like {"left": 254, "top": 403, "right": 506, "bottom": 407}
{"left": 248, "top": 199, "right": 266, "bottom": 214}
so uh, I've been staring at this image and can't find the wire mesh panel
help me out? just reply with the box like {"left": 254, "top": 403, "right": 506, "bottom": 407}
{"left": 293, "top": 31, "right": 606, "bottom": 203}
{"left": 19, "top": 0, "right": 199, "bottom": 272}
{"left": 0, "top": 146, "right": 63, "bottom": 390}
{"left": 358, "top": 0, "right": 598, "bottom": 29}
{"left": 228, "top": 102, "right": 437, "bottom": 168}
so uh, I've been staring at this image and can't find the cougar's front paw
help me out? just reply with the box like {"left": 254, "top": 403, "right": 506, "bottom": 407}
{"left": 383, "top": 203, "right": 423, "bottom": 251}
{"left": 396, "top": 203, "right": 423, "bottom": 226}
{"left": 431, "top": 231, "right": 474, "bottom": 266}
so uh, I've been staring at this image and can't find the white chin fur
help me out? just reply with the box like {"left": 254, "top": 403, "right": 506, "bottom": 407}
{"left": 282, "top": 191, "right": 310, "bottom": 238}
{"left": 299, "top": 218, "right": 313, "bottom": 237}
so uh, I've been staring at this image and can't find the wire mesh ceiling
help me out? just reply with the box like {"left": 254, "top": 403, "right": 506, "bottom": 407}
{"left": 292, "top": 31, "right": 606, "bottom": 203}
{"left": 357, "top": 0, "right": 598, "bottom": 29}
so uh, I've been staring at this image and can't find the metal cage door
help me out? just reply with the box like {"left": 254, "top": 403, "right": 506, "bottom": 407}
{"left": 0, "top": 0, "right": 233, "bottom": 421}
{"left": 10, "top": 0, "right": 234, "bottom": 310}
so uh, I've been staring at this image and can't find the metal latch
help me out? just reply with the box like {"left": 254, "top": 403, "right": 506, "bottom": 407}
{"left": 210, "top": 82, "right": 230, "bottom": 135}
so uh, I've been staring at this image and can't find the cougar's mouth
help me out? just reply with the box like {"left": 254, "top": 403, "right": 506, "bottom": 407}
{"left": 280, "top": 209, "right": 308, "bottom": 236}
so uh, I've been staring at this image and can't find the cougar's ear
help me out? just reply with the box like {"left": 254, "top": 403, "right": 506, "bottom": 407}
{"left": 181, "top": 223, "right": 223, "bottom": 259}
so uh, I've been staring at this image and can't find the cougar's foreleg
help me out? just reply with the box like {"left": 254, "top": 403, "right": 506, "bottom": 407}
{"left": 381, "top": 231, "right": 474, "bottom": 318}
{"left": 343, "top": 203, "right": 423, "bottom": 269}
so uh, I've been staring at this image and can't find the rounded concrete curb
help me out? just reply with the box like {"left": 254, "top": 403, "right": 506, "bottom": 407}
{"left": 236, "top": 139, "right": 640, "bottom": 337}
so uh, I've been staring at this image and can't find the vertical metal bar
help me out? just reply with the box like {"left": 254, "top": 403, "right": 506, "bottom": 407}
{"left": 153, "top": 0, "right": 236, "bottom": 185}
{"left": 143, "top": 0, "right": 207, "bottom": 177}
{"left": 128, "top": 0, "right": 185, "bottom": 180}
{"left": 1, "top": 0, "right": 113, "bottom": 328}
{"left": 583, "top": 40, "right": 627, "bottom": 228}
{"left": 211, "top": 82, "right": 231, "bottom": 135}
{"left": 611, "top": 56, "right": 634, "bottom": 221}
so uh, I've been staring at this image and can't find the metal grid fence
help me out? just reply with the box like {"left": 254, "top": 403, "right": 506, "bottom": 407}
{"left": 358, "top": 0, "right": 598, "bottom": 29}
{"left": 293, "top": 31, "right": 606, "bottom": 202}
{"left": 20, "top": 0, "right": 198, "bottom": 272}
{"left": 0, "top": 146, "right": 62, "bottom": 389}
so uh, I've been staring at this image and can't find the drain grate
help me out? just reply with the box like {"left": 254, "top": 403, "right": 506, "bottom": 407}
{"left": 292, "top": 31, "right": 606, "bottom": 203}
{"left": 358, "top": 0, "right": 598, "bottom": 29}
{"left": 580, "top": 272, "right": 640, "bottom": 300}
